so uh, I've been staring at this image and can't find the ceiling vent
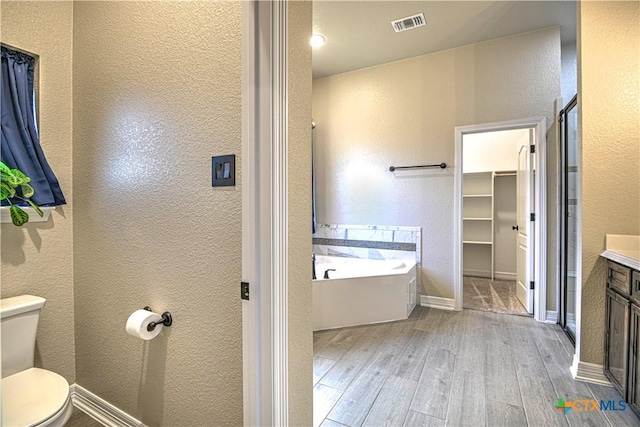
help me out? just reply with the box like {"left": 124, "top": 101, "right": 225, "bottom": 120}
{"left": 391, "top": 13, "right": 426, "bottom": 33}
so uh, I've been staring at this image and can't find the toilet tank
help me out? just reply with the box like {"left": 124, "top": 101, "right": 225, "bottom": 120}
{"left": 1, "top": 295, "right": 46, "bottom": 378}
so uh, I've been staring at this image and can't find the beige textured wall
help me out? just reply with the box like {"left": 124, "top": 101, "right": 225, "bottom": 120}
{"left": 578, "top": 1, "right": 640, "bottom": 364}
{"left": 72, "top": 2, "right": 242, "bottom": 425}
{"left": 561, "top": 43, "right": 578, "bottom": 101}
{"left": 493, "top": 176, "right": 517, "bottom": 277}
{"left": 313, "top": 28, "right": 560, "bottom": 298}
{"left": 0, "top": 1, "right": 75, "bottom": 383}
{"left": 287, "top": 2, "right": 313, "bottom": 424}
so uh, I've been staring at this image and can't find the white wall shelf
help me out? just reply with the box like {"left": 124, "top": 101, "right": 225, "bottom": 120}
{"left": 0, "top": 206, "right": 54, "bottom": 224}
{"left": 463, "top": 172, "right": 494, "bottom": 280}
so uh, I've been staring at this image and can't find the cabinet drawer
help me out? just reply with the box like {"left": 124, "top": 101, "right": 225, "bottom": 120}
{"left": 608, "top": 260, "right": 632, "bottom": 295}
{"left": 632, "top": 270, "right": 640, "bottom": 305}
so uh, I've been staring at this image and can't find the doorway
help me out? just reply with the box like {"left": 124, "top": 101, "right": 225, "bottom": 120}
{"left": 454, "top": 118, "right": 548, "bottom": 321}
{"left": 461, "top": 129, "right": 531, "bottom": 316}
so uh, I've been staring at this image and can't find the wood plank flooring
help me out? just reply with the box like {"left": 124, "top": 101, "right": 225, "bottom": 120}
{"left": 313, "top": 306, "right": 640, "bottom": 427}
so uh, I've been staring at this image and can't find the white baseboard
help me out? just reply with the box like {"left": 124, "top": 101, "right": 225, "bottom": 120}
{"left": 463, "top": 269, "right": 491, "bottom": 278}
{"left": 569, "top": 355, "right": 611, "bottom": 386}
{"left": 544, "top": 310, "right": 558, "bottom": 324}
{"left": 420, "top": 295, "right": 455, "bottom": 311}
{"left": 494, "top": 271, "right": 517, "bottom": 281}
{"left": 463, "top": 269, "right": 516, "bottom": 281}
{"left": 71, "top": 384, "right": 143, "bottom": 427}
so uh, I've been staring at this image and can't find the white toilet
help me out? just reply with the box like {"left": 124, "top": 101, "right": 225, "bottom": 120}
{"left": 1, "top": 295, "right": 73, "bottom": 427}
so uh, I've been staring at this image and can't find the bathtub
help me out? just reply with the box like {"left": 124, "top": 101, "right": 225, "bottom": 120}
{"left": 313, "top": 255, "right": 418, "bottom": 331}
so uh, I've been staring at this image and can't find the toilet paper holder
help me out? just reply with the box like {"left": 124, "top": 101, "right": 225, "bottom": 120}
{"left": 143, "top": 306, "right": 173, "bottom": 331}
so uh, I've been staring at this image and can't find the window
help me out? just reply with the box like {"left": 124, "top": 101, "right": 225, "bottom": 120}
{"left": 1, "top": 45, "right": 65, "bottom": 207}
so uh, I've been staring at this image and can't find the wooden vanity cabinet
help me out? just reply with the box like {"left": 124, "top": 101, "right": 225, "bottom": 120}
{"left": 629, "top": 303, "right": 640, "bottom": 417}
{"left": 605, "top": 286, "right": 630, "bottom": 398}
{"left": 604, "top": 259, "right": 640, "bottom": 417}
{"left": 629, "top": 270, "right": 640, "bottom": 418}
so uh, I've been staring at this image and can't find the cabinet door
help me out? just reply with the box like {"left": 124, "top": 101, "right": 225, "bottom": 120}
{"left": 629, "top": 304, "right": 640, "bottom": 417}
{"left": 631, "top": 270, "right": 640, "bottom": 305}
{"left": 605, "top": 288, "right": 630, "bottom": 399}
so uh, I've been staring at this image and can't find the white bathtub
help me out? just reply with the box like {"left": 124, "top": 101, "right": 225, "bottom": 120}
{"left": 313, "top": 255, "right": 418, "bottom": 331}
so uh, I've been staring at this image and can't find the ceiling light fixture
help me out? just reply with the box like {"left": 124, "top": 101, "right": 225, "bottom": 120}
{"left": 310, "top": 34, "right": 326, "bottom": 48}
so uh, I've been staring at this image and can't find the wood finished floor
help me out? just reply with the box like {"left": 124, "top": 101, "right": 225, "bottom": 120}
{"left": 313, "top": 306, "right": 640, "bottom": 427}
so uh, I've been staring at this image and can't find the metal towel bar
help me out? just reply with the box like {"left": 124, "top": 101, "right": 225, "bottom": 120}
{"left": 389, "top": 163, "right": 446, "bottom": 171}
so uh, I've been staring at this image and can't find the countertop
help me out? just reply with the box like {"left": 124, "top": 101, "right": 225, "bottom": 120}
{"left": 601, "top": 234, "right": 640, "bottom": 271}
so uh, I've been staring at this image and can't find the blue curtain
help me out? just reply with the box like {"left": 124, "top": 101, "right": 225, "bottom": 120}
{"left": 1, "top": 46, "right": 66, "bottom": 206}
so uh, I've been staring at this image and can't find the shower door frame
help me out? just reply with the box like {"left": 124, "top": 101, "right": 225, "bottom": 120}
{"left": 559, "top": 95, "right": 579, "bottom": 344}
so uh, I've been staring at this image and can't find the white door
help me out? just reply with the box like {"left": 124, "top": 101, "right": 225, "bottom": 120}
{"left": 516, "top": 130, "right": 535, "bottom": 313}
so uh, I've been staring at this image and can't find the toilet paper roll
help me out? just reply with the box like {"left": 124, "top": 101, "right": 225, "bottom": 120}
{"left": 126, "top": 309, "right": 163, "bottom": 340}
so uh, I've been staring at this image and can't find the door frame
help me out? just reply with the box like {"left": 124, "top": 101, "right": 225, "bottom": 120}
{"left": 453, "top": 117, "right": 548, "bottom": 322}
{"left": 242, "top": 1, "right": 289, "bottom": 425}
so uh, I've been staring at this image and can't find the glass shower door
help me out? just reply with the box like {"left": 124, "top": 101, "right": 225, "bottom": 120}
{"left": 560, "top": 95, "right": 578, "bottom": 343}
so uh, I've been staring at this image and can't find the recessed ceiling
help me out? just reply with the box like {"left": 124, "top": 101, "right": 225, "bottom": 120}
{"left": 312, "top": 1, "right": 576, "bottom": 79}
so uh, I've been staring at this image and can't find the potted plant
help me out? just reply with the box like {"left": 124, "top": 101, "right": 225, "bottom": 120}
{"left": 0, "top": 161, "right": 43, "bottom": 226}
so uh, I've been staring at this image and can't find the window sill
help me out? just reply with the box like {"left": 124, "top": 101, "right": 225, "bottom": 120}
{"left": 0, "top": 206, "right": 54, "bottom": 224}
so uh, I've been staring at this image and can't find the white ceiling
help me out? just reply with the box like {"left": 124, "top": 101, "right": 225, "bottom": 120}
{"left": 312, "top": 1, "right": 576, "bottom": 78}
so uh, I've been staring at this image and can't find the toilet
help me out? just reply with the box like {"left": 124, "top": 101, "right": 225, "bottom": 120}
{"left": 1, "top": 295, "right": 73, "bottom": 427}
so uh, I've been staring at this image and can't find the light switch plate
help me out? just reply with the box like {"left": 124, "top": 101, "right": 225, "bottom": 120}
{"left": 212, "top": 154, "right": 235, "bottom": 187}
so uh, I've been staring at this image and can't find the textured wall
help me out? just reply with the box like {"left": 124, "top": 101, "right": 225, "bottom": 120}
{"left": 494, "top": 176, "right": 517, "bottom": 276}
{"left": 0, "top": 1, "right": 75, "bottom": 383}
{"left": 72, "top": 2, "right": 242, "bottom": 425}
{"left": 546, "top": 113, "right": 560, "bottom": 313}
{"left": 462, "top": 129, "right": 525, "bottom": 173}
{"left": 313, "top": 28, "right": 560, "bottom": 298}
{"left": 288, "top": 3, "right": 313, "bottom": 424}
{"left": 578, "top": 1, "right": 640, "bottom": 365}
{"left": 561, "top": 43, "right": 578, "bottom": 102}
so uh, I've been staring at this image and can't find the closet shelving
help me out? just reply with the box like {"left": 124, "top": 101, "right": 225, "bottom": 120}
{"left": 463, "top": 172, "right": 495, "bottom": 280}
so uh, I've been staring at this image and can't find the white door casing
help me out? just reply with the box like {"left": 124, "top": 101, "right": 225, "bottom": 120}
{"left": 242, "top": 1, "right": 289, "bottom": 425}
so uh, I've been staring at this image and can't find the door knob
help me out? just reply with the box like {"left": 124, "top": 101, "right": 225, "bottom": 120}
{"left": 512, "top": 225, "right": 519, "bottom": 231}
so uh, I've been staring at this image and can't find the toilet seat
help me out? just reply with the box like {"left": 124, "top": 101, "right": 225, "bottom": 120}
{"left": 2, "top": 368, "right": 72, "bottom": 427}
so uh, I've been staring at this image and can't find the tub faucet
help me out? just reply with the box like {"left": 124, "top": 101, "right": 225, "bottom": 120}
{"left": 312, "top": 254, "right": 316, "bottom": 280}
{"left": 324, "top": 269, "right": 336, "bottom": 280}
